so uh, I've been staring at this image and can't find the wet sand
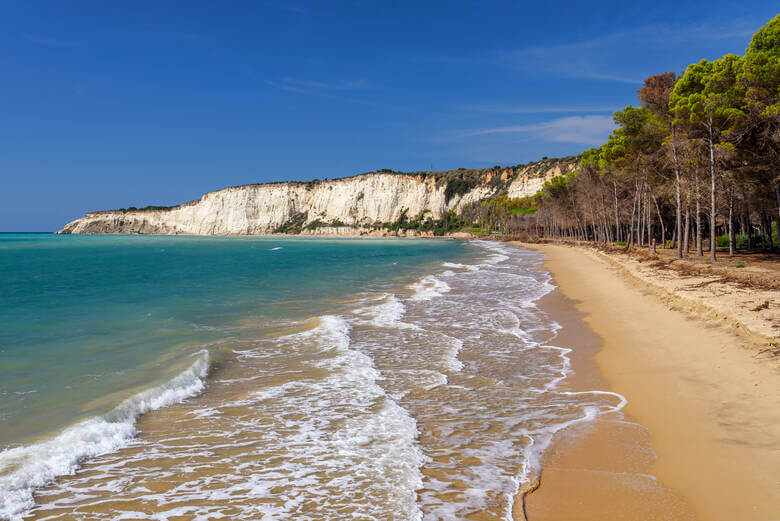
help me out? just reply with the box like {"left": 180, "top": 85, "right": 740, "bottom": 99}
{"left": 519, "top": 243, "right": 780, "bottom": 521}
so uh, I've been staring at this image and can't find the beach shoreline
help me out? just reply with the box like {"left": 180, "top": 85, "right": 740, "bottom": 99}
{"left": 518, "top": 243, "right": 779, "bottom": 521}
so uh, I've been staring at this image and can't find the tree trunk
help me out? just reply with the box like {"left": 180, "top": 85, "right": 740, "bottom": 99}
{"left": 740, "top": 207, "right": 746, "bottom": 249}
{"left": 761, "top": 213, "right": 770, "bottom": 250}
{"left": 672, "top": 125, "right": 683, "bottom": 259}
{"left": 599, "top": 188, "right": 611, "bottom": 243}
{"left": 774, "top": 176, "right": 780, "bottom": 227}
{"left": 695, "top": 174, "right": 703, "bottom": 257}
{"left": 647, "top": 192, "right": 652, "bottom": 250}
{"left": 638, "top": 193, "right": 643, "bottom": 247}
{"left": 728, "top": 188, "right": 734, "bottom": 256}
{"left": 629, "top": 177, "right": 639, "bottom": 248}
{"left": 708, "top": 121, "right": 717, "bottom": 261}
{"left": 635, "top": 181, "right": 642, "bottom": 247}
{"left": 613, "top": 179, "right": 620, "bottom": 243}
{"left": 774, "top": 176, "right": 780, "bottom": 251}
{"left": 653, "top": 192, "right": 665, "bottom": 249}
{"left": 684, "top": 194, "right": 690, "bottom": 254}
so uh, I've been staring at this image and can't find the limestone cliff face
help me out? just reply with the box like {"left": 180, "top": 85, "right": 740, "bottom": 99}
{"left": 58, "top": 157, "right": 577, "bottom": 235}
{"left": 506, "top": 159, "right": 578, "bottom": 199}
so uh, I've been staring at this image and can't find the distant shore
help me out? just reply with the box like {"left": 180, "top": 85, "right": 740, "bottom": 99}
{"left": 518, "top": 243, "right": 779, "bottom": 521}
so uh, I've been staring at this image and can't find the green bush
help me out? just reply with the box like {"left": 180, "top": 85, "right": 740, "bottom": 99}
{"left": 380, "top": 209, "right": 470, "bottom": 235}
{"left": 736, "top": 263, "right": 746, "bottom": 268}
{"left": 614, "top": 241, "right": 627, "bottom": 246}
{"left": 116, "top": 205, "right": 176, "bottom": 213}
{"left": 716, "top": 234, "right": 764, "bottom": 248}
{"left": 383, "top": 208, "right": 410, "bottom": 231}
{"left": 505, "top": 206, "right": 538, "bottom": 215}
{"left": 304, "top": 219, "right": 322, "bottom": 231}
{"left": 274, "top": 212, "right": 308, "bottom": 234}
{"left": 444, "top": 178, "right": 474, "bottom": 202}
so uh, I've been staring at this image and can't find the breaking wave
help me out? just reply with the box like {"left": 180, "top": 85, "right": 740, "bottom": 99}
{"left": 0, "top": 352, "right": 210, "bottom": 521}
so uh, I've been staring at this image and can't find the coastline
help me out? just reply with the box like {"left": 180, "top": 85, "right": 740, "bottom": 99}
{"left": 519, "top": 243, "right": 780, "bottom": 521}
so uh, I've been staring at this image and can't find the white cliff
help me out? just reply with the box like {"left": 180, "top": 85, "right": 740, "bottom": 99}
{"left": 506, "top": 160, "right": 578, "bottom": 199}
{"left": 58, "top": 157, "right": 577, "bottom": 235}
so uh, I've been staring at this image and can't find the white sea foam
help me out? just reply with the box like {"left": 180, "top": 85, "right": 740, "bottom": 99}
{"left": 241, "top": 316, "right": 427, "bottom": 520}
{"left": 353, "top": 294, "right": 420, "bottom": 330}
{"left": 35, "top": 316, "right": 430, "bottom": 521}
{"left": 442, "top": 261, "right": 480, "bottom": 271}
{"left": 408, "top": 275, "right": 451, "bottom": 301}
{"left": 440, "top": 335, "right": 464, "bottom": 372}
{"left": 302, "top": 316, "right": 426, "bottom": 520}
{"left": 0, "top": 351, "right": 209, "bottom": 521}
{"left": 474, "top": 240, "right": 512, "bottom": 266}
{"left": 399, "top": 241, "right": 629, "bottom": 519}
{"left": 269, "top": 246, "right": 283, "bottom": 251}
{"left": 442, "top": 262, "right": 464, "bottom": 268}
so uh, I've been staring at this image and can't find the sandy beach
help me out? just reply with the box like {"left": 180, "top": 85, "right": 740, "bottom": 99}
{"left": 518, "top": 243, "right": 779, "bottom": 521}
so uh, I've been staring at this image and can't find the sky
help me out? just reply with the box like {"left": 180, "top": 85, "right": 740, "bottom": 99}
{"left": 1, "top": 1, "right": 777, "bottom": 231}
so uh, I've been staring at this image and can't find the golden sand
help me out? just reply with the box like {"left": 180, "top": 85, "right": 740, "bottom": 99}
{"left": 520, "top": 243, "right": 780, "bottom": 521}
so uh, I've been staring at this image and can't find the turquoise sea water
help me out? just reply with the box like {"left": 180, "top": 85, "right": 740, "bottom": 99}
{"left": 1, "top": 234, "right": 626, "bottom": 521}
{"left": 0, "top": 234, "right": 474, "bottom": 447}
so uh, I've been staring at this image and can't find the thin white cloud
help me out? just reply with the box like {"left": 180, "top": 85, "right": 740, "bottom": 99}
{"left": 445, "top": 115, "right": 616, "bottom": 146}
{"left": 419, "top": 17, "right": 764, "bottom": 84}
{"left": 492, "top": 40, "right": 644, "bottom": 85}
{"left": 273, "top": 78, "right": 369, "bottom": 91}
{"left": 466, "top": 104, "right": 618, "bottom": 114}
{"left": 25, "top": 35, "right": 77, "bottom": 47}
{"left": 266, "top": 78, "right": 394, "bottom": 109}
{"left": 265, "top": 80, "right": 308, "bottom": 94}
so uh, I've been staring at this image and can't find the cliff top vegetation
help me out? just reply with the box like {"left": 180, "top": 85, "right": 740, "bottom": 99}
{"left": 96, "top": 155, "right": 578, "bottom": 214}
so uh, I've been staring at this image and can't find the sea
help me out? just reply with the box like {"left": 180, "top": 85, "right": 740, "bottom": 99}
{"left": 0, "top": 234, "right": 624, "bottom": 521}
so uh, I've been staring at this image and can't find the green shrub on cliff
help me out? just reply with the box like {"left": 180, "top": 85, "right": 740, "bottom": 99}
{"left": 304, "top": 219, "right": 322, "bottom": 231}
{"left": 274, "top": 212, "right": 308, "bottom": 234}
{"left": 444, "top": 177, "right": 476, "bottom": 202}
{"left": 378, "top": 208, "right": 470, "bottom": 235}
{"left": 115, "top": 205, "right": 177, "bottom": 213}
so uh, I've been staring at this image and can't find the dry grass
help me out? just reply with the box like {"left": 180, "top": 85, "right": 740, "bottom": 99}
{"left": 587, "top": 244, "right": 780, "bottom": 291}
{"left": 511, "top": 238, "right": 779, "bottom": 290}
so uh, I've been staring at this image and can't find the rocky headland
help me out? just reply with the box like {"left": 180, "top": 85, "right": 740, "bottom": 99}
{"left": 57, "top": 157, "right": 576, "bottom": 235}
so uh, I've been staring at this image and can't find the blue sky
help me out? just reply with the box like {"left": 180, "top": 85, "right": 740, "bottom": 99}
{"left": 1, "top": 1, "right": 777, "bottom": 231}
